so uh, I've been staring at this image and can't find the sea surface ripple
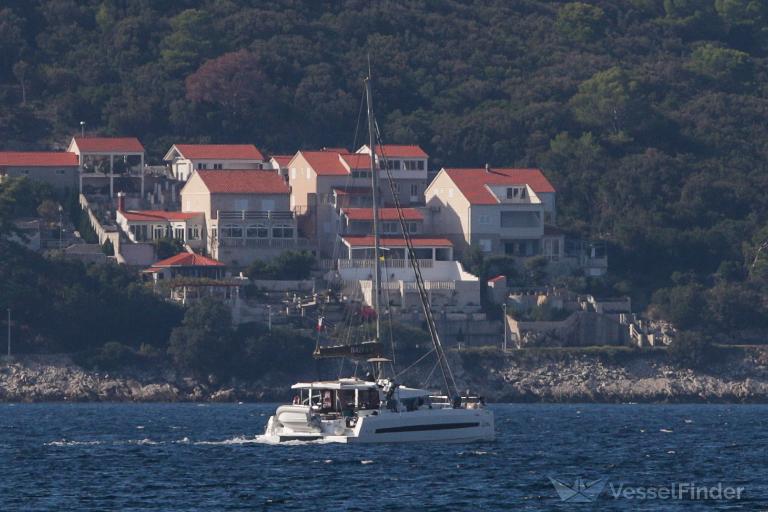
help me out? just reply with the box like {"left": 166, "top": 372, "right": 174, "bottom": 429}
{"left": 0, "top": 403, "right": 765, "bottom": 510}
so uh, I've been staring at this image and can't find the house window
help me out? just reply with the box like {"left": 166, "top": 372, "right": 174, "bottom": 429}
{"left": 22, "top": 170, "right": 30, "bottom": 175}
{"left": 352, "top": 170, "right": 371, "bottom": 179}
{"left": 246, "top": 223, "right": 269, "bottom": 238}
{"left": 382, "top": 222, "right": 398, "bottom": 234}
{"left": 221, "top": 224, "right": 242, "bottom": 238}
{"left": 197, "top": 163, "right": 208, "bottom": 170}
{"left": 479, "top": 239, "right": 492, "bottom": 252}
{"left": 410, "top": 184, "right": 419, "bottom": 197}
{"left": 478, "top": 214, "right": 491, "bottom": 225}
{"left": 55, "top": 169, "right": 66, "bottom": 175}
{"left": 174, "top": 227, "right": 185, "bottom": 240}
{"left": 272, "top": 224, "right": 294, "bottom": 238}
{"left": 417, "top": 160, "right": 425, "bottom": 170}
{"left": 506, "top": 188, "right": 518, "bottom": 199}
{"left": 387, "top": 160, "right": 401, "bottom": 170}
{"left": 407, "top": 222, "right": 419, "bottom": 233}
{"left": 213, "top": 163, "right": 223, "bottom": 170}
{"left": 234, "top": 199, "right": 248, "bottom": 210}
{"left": 187, "top": 226, "right": 200, "bottom": 240}
{"left": 153, "top": 225, "right": 166, "bottom": 239}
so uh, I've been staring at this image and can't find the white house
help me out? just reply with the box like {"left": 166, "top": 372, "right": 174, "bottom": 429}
{"left": 164, "top": 144, "right": 265, "bottom": 181}
{"left": 67, "top": 136, "right": 145, "bottom": 197}
{"left": 424, "top": 166, "right": 557, "bottom": 258}
{"left": 356, "top": 144, "right": 429, "bottom": 205}
{"left": 115, "top": 192, "right": 205, "bottom": 249}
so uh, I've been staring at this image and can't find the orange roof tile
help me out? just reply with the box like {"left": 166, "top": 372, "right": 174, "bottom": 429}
{"left": 371, "top": 144, "right": 428, "bottom": 158}
{"left": 443, "top": 168, "right": 555, "bottom": 204}
{"left": 342, "top": 208, "right": 423, "bottom": 221}
{"left": 174, "top": 144, "right": 264, "bottom": 160}
{"left": 0, "top": 152, "right": 78, "bottom": 167}
{"left": 150, "top": 252, "right": 225, "bottom": 268}
{"left": 73, "top": 137, "right": 144, "bottom": 153}
{"left": 196, "top": 170, "right": 289, "bottom": 194}
{"left": 300, "top": 151, "right": 350, "bottom": 176}
{"left": 121, "top": 210, "right": 201, "bottom": 222}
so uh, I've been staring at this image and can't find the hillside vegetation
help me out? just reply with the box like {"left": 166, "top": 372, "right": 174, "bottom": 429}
{"left": 3, "top": 1, "right": 768, "bottom": 336}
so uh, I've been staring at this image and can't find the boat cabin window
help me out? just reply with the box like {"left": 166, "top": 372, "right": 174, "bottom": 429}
{"left": 358, "top": 389, "right": 380, "bottom": 410}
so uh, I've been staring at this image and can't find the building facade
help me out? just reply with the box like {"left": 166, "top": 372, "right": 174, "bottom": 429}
{"left": 180, "top": 170, "right": 306, "bottom": 267}
{"left": 164, "top": 144, "right": 265, "bottom": 181}
{"left": 0, "top": 152, "right": 79, "bottom": 190}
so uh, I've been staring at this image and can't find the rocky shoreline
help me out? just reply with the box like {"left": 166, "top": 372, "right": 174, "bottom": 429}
{"left": 2, "top": 349, "right": 768, "bottom": 403}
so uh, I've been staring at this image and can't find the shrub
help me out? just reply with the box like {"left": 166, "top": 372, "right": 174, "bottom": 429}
{"left": 667, "top": 331, "right": 716, "bottom": 369}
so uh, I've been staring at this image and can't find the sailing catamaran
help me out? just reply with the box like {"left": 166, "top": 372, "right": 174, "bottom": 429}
{"left": 263, "top": 75, "right": 494, "bottom": 443}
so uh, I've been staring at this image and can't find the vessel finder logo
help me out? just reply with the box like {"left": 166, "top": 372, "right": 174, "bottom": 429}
{"left": 549, "top": 476, "right": 607, "bottom": 503}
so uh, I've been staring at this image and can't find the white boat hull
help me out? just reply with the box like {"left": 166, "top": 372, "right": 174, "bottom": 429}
{"left": 265, "top": 407, "right": 494, "bottom": 444}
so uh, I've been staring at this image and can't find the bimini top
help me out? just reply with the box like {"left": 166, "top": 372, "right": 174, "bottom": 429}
{"left": 290, "top": 378, "right": 377, "bottom": 390}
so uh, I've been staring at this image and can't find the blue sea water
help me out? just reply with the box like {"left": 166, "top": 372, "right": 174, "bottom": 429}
{"left": 0, "top": 403, "right": 765, "bottom": 511}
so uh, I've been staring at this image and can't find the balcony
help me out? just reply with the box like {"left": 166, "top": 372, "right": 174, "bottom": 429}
{"left": 217, "top": 210, "right": 295, "bottom": 221}
{"left": 218, "top": 237, "right": 310, "bottom": 249}
{"left": 336, "top": 258, "right": 434, "bottom": 269}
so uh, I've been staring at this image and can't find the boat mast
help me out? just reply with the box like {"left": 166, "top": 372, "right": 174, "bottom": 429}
{"left": 365, "top": 76, "right": 383, "bottom": 347}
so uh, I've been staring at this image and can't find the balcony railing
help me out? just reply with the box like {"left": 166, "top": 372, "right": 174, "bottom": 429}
{"left": 337, "top": 258, "right": 434, "bottom": 269}
{"left": 218, "top": 237, "right": 310, "bottom": 249}
{"left": 217, "top": 210, "right": 295, "bottom": 221}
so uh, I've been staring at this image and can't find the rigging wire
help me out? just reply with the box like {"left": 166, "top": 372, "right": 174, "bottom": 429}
{"left": 374, "top": 119, "right": 460, "bottom": 399}
{"left": 394, "top": 347, "right": 435, "bottom": 379}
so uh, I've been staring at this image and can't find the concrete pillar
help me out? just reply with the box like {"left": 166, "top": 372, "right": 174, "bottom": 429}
{"left": 140, "top": 153, "right": 145, "bottom": 197}
{"left": 109, "top": 154, "right": 114, "bottom": 197}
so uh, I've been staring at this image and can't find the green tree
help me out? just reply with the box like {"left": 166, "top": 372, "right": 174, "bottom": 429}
{"left": 570, "top": 67, "right": 637, "bottom": 138}
{"left": 687, "top": 44, "right": 752, "bottom": 84}
{"left": 168, "top": 298, "right": 237, "bottom": 377}
{"left": 555, "top": 2, "right": 606, "bottom": 43}
{"left": 160, "top": 9, "right": 215, "bottom": 73}
{"left": 154, "top": 237, "right": 184, "bottom": 260}
{"left": 667, "top": 330, "right": 716, "bottom": 369}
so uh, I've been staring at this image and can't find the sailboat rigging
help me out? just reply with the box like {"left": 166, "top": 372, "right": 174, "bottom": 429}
{"left": 263, "top": 70, "right": 494, "bottom": 443}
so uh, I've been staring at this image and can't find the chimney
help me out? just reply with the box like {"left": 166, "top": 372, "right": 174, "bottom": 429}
{"left": 117, "top": 192, "right": 126, "bottom": 212}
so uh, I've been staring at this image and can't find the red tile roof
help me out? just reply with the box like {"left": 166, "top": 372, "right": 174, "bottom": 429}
{"left": 443, "top": 168, "right": 555, "bottom": 204}
{"left": 196, "top": 170, "right": 289, "bottom": 194}
{"left": 73, "top": 137, "right": 144, "bottom": 153}
{"left": 120, "top": 210, "right": 201, "bottom": 222}
{"left": 487, "top": 274, "right": 506, "bottom": 283}
{"left": 300, "top": 151, "right": 350, "bottom": 176}
{"left": 332, "top": 187, "right": 371, "bottom": 196}
{"left": 173, "top": 144, "right": 264, "bottom": 160}
{"left": 340, "top": 153, "right": 374, "bottom": 170}
{"left": 0, "top": 152, "right": 78, "bottom": 167}
{"left": 342, "top": 235, "right": 452, "bottom": 247}
{"left": 371, "top": 144, "right": 428, "bottom": 158}
{"left": 270, "top": 155, "right": 293, "bottom": 167}
{"left": 150, "top": 252, "right": 225, "bottom": 268}
{"left": 342, "top": 208, "right": 423, "bottom": 221}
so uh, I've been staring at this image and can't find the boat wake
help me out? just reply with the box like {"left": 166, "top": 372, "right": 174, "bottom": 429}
{"left": 44, "top": 435, "right": 340, "bottom": 447}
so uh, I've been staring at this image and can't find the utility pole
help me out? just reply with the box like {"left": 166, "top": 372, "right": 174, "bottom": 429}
{"left": 80, "top": 121, "right": 85, "bottom": 138}
{"left": 58, "top": 204, "right": 64, "bottom": 250}
{"left": 6, "top": 308, "right": 11, "bottom": 358}
{"left": 502, "top": 301, "right": 508, "bottom": 352}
